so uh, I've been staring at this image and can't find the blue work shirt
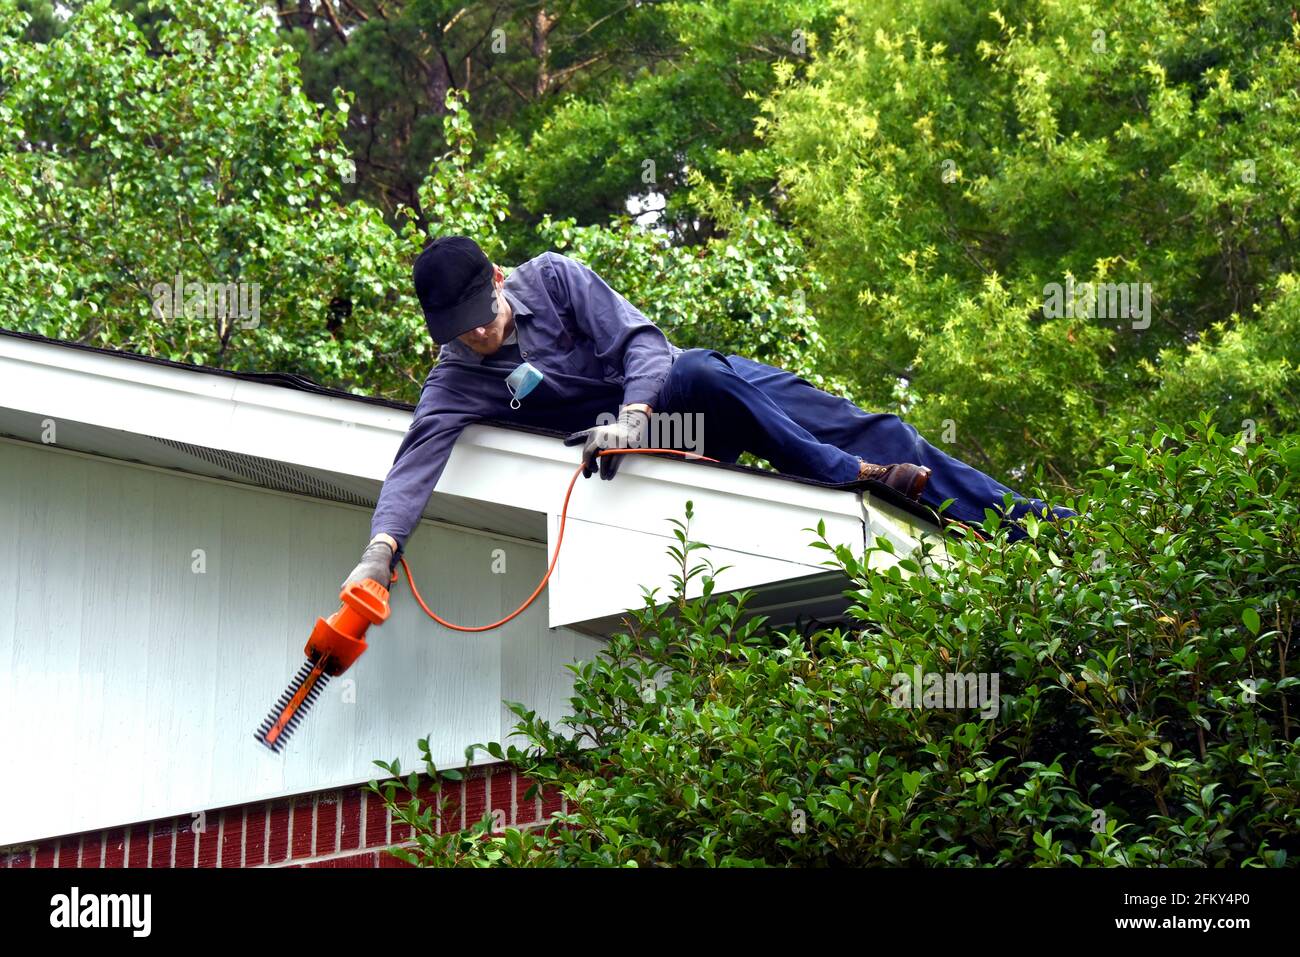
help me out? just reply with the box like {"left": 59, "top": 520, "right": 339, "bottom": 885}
{"left": 370, "top": 251, "right": 683, "bottom": 548}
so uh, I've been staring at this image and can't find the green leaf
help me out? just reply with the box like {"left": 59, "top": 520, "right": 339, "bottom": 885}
{"left": 1243, "top": 607, "right": 1261, "bottom": 636}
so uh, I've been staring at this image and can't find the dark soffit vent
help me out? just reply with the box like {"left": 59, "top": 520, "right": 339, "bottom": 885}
{"left": 151, "top": 437, "right": 376, "bottom": 509}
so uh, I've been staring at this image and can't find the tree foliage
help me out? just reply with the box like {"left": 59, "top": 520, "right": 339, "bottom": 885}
{"left": 535, "top": 204, "right": 847, "bottom": 393}
{"left": 278, "top": 0, "right": 677, "bottom": 227}
{"left": 754, "top": 0, "right": 1300, "bottom": 479}
{"left": 4, "top": 0, "right": 1299, "bottom": 491}
{"left": 0, "top": 0, "right": 429, "bottom": 394}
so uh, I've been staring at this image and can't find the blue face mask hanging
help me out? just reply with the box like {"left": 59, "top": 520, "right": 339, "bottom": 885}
{"left": 505, "top": 361, "right": 545, "bottom": 410}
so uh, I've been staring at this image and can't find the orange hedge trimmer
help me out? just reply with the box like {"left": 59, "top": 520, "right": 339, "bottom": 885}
{"left": 254, "top": 448, "right": 713, "bottom": 753}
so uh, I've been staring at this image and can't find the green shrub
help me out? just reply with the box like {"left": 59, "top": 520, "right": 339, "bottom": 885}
{"left": 372, "top": 418, "right": 1299, "bottom": 866}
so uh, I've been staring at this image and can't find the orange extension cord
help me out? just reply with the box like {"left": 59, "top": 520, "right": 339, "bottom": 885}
{"left": 397, "top": 447, "right": 718, "bottom": 632}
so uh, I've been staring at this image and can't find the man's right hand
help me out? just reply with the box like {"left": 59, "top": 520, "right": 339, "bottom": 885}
{"left": 342, "top": 537, "right": 398, "bottom": 590}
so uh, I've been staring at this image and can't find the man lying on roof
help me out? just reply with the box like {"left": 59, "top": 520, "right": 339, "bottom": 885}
{"left": 344, "top": 236, "right": 1075, "bottom": 586}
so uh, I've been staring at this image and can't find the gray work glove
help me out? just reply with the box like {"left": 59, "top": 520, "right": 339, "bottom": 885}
{"left": 563, "top": 406, "right": 650, "bottom": 480}
{"left": 342, "top": 539, "right": 398, "bottom": 590}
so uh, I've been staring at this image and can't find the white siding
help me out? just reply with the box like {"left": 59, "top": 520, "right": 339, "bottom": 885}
{"left": 0, "top": 438, "right": 601, "bottom": 846}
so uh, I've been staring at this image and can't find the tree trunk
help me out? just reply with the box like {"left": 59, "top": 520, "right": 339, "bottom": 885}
{"left": 532, "top": 8, "right": 558, "bottom": 98}
{"left": 429, "top": 53, "right": 452, "bottom": 114}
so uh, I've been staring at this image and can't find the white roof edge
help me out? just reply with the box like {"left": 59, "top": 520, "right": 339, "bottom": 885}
{"left": 0, "top": 331, "right": 868, "bottom": 518}
{"left": 0, "top": 333, "right": 407, "bottom": 480}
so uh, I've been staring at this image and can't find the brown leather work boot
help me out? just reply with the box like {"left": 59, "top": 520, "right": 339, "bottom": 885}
{"left": 855, "top": 458, "right": 931, "bottom": 501}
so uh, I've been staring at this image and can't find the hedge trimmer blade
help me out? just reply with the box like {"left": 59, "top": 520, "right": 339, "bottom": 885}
{"left": 255, "top": 579, "right": 391, "bottom": 755}
{"left": 255, "top": 654, "right": 332, "bottom": 754}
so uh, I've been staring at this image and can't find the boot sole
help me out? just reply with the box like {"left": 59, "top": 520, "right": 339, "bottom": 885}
{"left": 904, "top": 466, "right": 931, "bottom": 500}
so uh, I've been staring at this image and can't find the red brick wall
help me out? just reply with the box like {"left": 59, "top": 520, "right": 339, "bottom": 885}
{"left": 1, "top": 762, "right": 565, "bottom": 869}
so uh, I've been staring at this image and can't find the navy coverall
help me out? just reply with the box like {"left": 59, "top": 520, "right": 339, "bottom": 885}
{"left": 370, "top": 251, "right": 1066, "bottom": 549}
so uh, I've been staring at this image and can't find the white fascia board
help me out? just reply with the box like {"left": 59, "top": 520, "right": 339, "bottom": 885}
{"left": 542, "top": 516, "right": 852, "bottom": 630}
{"left": 0, "top": 334, "right": 407, "bottom": 481}
{"left": 433, "top": 423, "right": 870, "bottom": 629}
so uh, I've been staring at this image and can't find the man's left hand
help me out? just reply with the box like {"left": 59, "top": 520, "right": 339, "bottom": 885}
{"left": 563, "top": 405, "right": 651, "bottom": 480}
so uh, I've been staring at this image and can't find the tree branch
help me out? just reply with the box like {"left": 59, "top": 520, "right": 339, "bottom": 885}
{"left": 318, "top": 0, "right": 348, "bottom": 45}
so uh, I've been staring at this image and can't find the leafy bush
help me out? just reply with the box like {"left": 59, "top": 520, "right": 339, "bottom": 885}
{"left": 372, "top": 419, "right": 1299, "bottom": 866}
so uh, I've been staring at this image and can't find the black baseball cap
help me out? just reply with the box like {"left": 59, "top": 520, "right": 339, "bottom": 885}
{"left": 412, "top": 236, "right": 499, "bottom": 344}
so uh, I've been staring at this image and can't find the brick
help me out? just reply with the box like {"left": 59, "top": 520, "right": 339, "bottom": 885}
{"left": 408, "top": 778, "right": 439, "bottom": 837}
{"left": 490, "top": 771, "right": 512, "bottom": 830}
{"left": 81, "top": 833, "right": 102, "bottom": 869}
{"left": 307, "top": 852, "right": 377, "bottom": 868}
{"left": 267, "top": 801, "right": 291, "bottom": 864}
{"left": 58, "top": 836, "right": 81, "bottom": 868}
{"left": 5, "top": 847, "right": 34, "bottom": 868}
{"left": 196, "top": 818, "right": 221, "bottom": 868}
{"left": 7, "top": 780, "right": 566, "bottom": 870}
{"left": 127, "top": 824, "right": 150, "bottom": 868}
{"left": 314, "top": 793, "right": 339, "bottom": 857}
{"left": 339, "top": 792, "right": 362, "bottom": 852}
{"left": 364, "top": 790, "right": 388, "bottom": 849}
{"left": 174, "top": 820, "right": 197, "bottom": 868}
{"left": 463, "top": 775, "right": 488, "bottom": 829}
{"left": 538, "top": 785, "right": 564, "bottom": 816}
{"left": 413, "top": 777, "right": 439, "bottom": 806}
{"left": 540, "top": 784, "right": 563, "bottom": 817}
{"left": 515, "top": 774, "right": 540, "bottom": 825}
{"left": 150, "top": 823, "right": 174, "bottom": 868}
{"left": 244, "top": 807, "right": 267, "bottom": 867}
{"left": 220, "top": 809, "right": 244, "bottom": 868}
{"left": 291, "top": 796, "right": 314, "bottom": 860}
{"left": 103, "top": 829, "right": 126, "bottom": 868}
{"left": 437, "top": 777, "right": 463, "bottom": 834}
{"left": 390, "top": 778, "right": 417, "bottom": 843}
